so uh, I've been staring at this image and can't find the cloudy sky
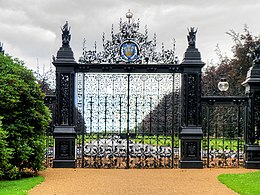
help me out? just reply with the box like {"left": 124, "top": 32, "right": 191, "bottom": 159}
{"left": 1, "top": 0, "right": 260, "bottom": 72}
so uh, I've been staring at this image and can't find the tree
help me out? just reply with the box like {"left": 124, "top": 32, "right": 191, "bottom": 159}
{"left": 0, "top": 117, "right": 16, "bottom": 179}
{"left": 201, "top": 27, "right": 260, "bottom": 141}
{"left": 203, "top": 26, "right": 260, "bottom": 96}
{"left": 35, "top": 67, "right": 56, "bottom": 96}
{"left": 0, "top": 53, "right": 51, "bottom": 179}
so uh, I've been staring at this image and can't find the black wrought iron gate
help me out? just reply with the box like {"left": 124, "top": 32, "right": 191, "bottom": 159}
{"left": 201, "top": 97, "right": 248, "bottom": 168}
{"left": 50, "top": 11, "right": 260, "bottom": 169}
{"left": 76, "top": 73, "right": 181, "bottom": 168}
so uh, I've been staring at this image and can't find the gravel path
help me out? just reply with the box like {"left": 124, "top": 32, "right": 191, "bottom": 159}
{"left": 29, "top": 168, "right": 256, "bottom": 195}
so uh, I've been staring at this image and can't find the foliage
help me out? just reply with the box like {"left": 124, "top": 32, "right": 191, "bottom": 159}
{"left": 35, "top": 68, "right": 56, "bottom": 136}
{"left": 34, "top": 67, "right": 55, "bottom": 95}
{"left": 203, "top": 26, "right": 260, "bottom": 96}
{"left": 200, "top": 26, "right": 259, "bottom": 141}
{"left": 0, "top": 53, "right": 51, "bottom": 180}
{"left": 218, "top": 171, "right": 260, "bottom": 195}
{"left": 0, "top": 176, "right": 44, "bottom": 195}
{"left": 0, "top": 117, "right": 17, "bottom": 180}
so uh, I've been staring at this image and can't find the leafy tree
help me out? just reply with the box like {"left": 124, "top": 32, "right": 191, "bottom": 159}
{"left": 0, "top": 117, "right": 17, "bottom": 179}
{"left": 203, "top": 26, "right": 260, "bottom": 96}
{"left": 0, "top": 53, "right": 51, "bottom": 180}
{"left": 201, "top": 26, "right": 260, "bottom": 141}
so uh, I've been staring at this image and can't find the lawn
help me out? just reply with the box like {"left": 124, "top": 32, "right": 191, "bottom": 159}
{"left": 76, "top": 133, "right": 245, "bottom": 150}
{"left": 218, "top": 171, "right": 260, "bottom": 195}
{"left": 0, "top": 176, "right": 44, "bottom": 195}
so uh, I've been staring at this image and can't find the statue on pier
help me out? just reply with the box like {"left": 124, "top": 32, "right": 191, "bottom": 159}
{"left": 251, "top": 44, "right": 260, "bottom": 65}
{"left": 61, "top": 21, "right": 71, "bottom": 47}
{"left": 187, "top": 27, "right": 197, "bottom": 48}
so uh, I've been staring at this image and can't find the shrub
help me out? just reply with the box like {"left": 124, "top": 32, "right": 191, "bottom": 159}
{"left": 0, "top": 53, "right": 51, "bottom": 180}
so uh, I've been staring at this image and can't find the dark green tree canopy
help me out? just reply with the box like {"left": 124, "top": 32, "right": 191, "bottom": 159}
{"left": 0, "top": 53, "right": 51, "bottom": 180}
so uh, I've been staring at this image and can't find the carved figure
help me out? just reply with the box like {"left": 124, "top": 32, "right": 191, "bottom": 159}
{"left": 187, "top": 27, "right": 197, "bottom": 47}
{"left": 251, "top": 44, "right": 260, "bottom": 64}
{"left": 61, "top": 21, "right": 71, "bottom": 47}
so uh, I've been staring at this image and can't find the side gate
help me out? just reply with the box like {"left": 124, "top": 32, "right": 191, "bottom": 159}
{"left": 201, "top": 97, "right": 248, "bottom": 168}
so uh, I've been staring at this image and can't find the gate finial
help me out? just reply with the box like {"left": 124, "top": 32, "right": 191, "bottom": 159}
{"left": 61, "top": 21, "right": 71, "bottom": 47}
{"left": 126, "top": 9, "right": 133, "bottom": 23}
{"left": 187, "top": 27, "right": 197, "bottom": 48}
{"left": 250, "top": 44, "right": 260, "bottom": 65}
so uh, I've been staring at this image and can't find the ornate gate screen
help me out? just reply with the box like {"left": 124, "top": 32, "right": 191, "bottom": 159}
{"left": 52, "top": 10, "right": 207, "bottom": 169}
{"left": 51, "top": 10, "right": 260, "bottom": 169}
{"left": 76, "top": 72, "right": 181, "bottom": 168}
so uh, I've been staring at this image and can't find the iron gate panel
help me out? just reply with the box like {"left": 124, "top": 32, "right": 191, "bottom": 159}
{"left": 202, "top": 101, "right": 247, "bottom": 168}
{"left": 76, "top": 73, "right": 181, "bottom": 168}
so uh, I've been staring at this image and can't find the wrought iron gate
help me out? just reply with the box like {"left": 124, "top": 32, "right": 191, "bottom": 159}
{"left": 52, "top": 10, "right": 260, "bottom": 169}
{"left": 76, "top": 73, "right": 181, "bottom": 168}
{"left": 201, "top": 97, "right": 247, "bottom": 168}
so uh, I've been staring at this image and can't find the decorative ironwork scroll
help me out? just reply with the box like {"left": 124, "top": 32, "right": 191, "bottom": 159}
{"left": 79, "top": 11, "right": 178, "bottom": 65}
{"left": 60, "top": 73, "right": 70, "bottom": 125}
{"left": 253, "top": 93, "right": 260, "bottom": 142}
{"left": 182, "top": 73, "right": 201, "bottom": 127}
{"left": 173, "top": 73, "right": 181, "bottom": 133}
{"left": 246, "top": 92, "right": 260, "bottom": 144}
{"left": 76, "top": 73, "right": 179, "bottom": 168}
{"left": 55, "top": 72, "right": 75, "bottom": 126}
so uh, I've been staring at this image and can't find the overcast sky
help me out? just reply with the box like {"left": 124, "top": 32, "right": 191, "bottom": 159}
{"left": 1, "top": 0, "right": 260, "bottom": 72}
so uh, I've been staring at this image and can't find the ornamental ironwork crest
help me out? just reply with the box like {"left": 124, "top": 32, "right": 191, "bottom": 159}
{"left": 120, "top": 41, "right": 139, "bottom": 62}
{"left": 79, "top": 10, "right": 178, "bottom": 64}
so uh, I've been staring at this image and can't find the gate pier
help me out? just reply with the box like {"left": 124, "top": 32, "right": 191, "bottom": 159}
{"left": 242, "top": 51, "right": 260, "bottom": 169}
{"left": 52, "top": 22, "right": 77, "bottom": 168}
{"left": 179, "top": 28, "right": 205, "bottom": 168}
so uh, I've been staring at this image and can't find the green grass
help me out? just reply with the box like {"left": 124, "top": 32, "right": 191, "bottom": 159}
{"left": 202, "top": 138, "right": 244, "bottom": 151}
{"left": 76, "top": 133, "right": 247, "bottom": 150}
{"left": 218, "top": 171, "right": 260, "bottom": 195}
{"left": 0, "top": 176, "right": 44, "bottom": 195}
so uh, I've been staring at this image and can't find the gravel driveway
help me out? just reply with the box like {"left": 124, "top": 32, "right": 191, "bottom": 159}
{"left": 29, "top": 168, "right": 256, "bottom": 195}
